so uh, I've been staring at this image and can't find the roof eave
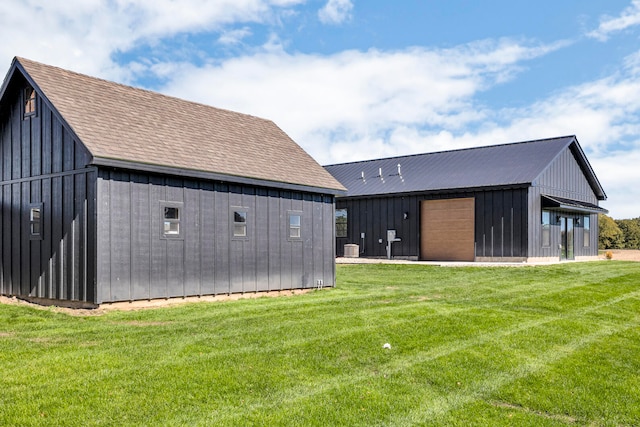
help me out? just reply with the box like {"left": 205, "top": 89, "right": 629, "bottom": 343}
{"left": 337, "top": 183, "right": 532, "bottom": 199}
{"left": 91, "top": 157, "right": 346, "bottom": 196}
{"left": 567, "top": 140, "right": 607, "bottom": 200}
{"left": 542, "top": 195, "right": 609, "bottom": 214}
{"left": 532, "top": 136, "right": 607, "bottom": 201}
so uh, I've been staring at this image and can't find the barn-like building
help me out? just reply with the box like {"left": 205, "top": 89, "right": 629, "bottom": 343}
{"left": 325, "top": 136, "right": 607, "bottom": 262}
{"left": 0, "top": 57, "right": 345, "bottom": 306}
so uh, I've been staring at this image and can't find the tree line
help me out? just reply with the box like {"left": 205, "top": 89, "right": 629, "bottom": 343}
{"left": 599, "top": 214, "right": 640, "bottom": 249}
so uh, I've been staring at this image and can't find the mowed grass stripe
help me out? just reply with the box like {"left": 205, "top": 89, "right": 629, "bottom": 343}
{"left": 383, "top": 317, "right": 640, "bottom": 426}
{"left": 1, "top": 262, "right": 639, "bottom": 426}
{"left": 201, "top": 275, "right": 640, "bottom": 425}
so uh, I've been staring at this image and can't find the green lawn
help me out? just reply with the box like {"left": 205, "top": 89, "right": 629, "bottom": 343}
{"left": 1, "top": 262, "right": 639, "bottom": 426}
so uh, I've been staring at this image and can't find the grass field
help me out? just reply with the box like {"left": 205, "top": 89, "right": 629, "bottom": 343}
{"left": 1, "top": 262, "right": 639, "bottom": 426}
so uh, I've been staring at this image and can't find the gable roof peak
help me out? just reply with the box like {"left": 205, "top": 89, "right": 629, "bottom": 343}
{"left": 7, "top": 56, "right": 345, "bottom": 193}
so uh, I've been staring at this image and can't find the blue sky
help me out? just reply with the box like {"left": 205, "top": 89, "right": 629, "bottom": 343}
{"left": 1, "top": 0, "right": 639, "bottom": 218}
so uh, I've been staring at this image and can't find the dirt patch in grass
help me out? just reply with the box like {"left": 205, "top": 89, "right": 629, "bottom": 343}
{"left": 0, "top": 289, "right": 316, "bottom": 316}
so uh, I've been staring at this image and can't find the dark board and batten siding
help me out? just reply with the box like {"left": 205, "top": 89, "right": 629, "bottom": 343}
{"left": 2, "top": 66, "right": 341, "bottom": 305}
{"left": 528, "top": 147, "right": 601, "bottom": 259}
{"left": 336, "top": 188, "right": 528, "bottom": 260}
{"left": 96, "top": 170, "right": 335, "bottom": 303}
{"left": 0, "top": 93, "right": 96, "bottom": 303}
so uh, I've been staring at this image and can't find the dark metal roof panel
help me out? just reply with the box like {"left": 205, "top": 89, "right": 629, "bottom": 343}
{"left": 325, "top": 136, "right": 576, "bottom": 197}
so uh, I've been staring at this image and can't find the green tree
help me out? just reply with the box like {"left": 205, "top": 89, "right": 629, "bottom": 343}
{"left": 599, "top": 214, "right": 624, "bottom": 249}
{"left": 616, "top": 218, "right": 640, "bottom": 249}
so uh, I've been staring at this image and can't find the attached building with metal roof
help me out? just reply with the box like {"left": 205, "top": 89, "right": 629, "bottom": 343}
{"left": 325, "top": 136, "right": 607, "bottom": 262}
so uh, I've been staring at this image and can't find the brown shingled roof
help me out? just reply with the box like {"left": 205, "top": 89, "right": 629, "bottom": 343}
{"left": 14, "top": 57, "right": 345, "bottom": 192}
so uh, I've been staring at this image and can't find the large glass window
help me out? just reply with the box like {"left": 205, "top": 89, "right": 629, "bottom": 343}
{"left": 541, "top": 210, "right": 550, "bottom": 247}
{"left": 583, "top": 215, "right": 590, "bottom": 247}
{"left": 335, "top": 208, "right": 347, "bottom": 238}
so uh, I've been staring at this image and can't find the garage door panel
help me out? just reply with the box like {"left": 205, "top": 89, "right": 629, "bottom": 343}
{"left": 425, "top": 221, "right": 474, "bottom": 231}
{"left": 420, "top": 198, "right": 475, "bottom": 261}
{"left": 426, "top": 233, "right": 474, "bottom": 243}
{"left": 425, "top": 199, "right": 471, "bottom": 210}
{"left": 426, "top": 213, "right": 474, "bottom": 223}
{"left": 430, "top": 246, "right": 474, "bottom": 260}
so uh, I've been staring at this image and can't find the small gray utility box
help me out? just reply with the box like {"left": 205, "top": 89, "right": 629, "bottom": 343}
{"left": 386, "top": 229, "right": 401, "bottom": 259}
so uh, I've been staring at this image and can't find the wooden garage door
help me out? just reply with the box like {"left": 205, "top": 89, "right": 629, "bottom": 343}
{"left": 420, "top": 198, "right": 475, "bottom": 261}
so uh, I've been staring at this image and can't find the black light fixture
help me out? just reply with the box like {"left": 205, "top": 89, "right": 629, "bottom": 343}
{"left": 403, "top": 212, "right": 409, "bottom": 220}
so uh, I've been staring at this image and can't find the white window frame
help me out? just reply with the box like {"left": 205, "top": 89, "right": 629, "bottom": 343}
{"left": 288, "top": 212, "right": 302, "bottom": 240}
{"left": 160, "top": 201, "right": 183, "bottom": 239}
{"left": 232, "top": 207, "right": 249, "bottom": 239}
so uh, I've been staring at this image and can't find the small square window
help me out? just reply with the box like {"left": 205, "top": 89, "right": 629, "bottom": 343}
{"left": 289, "top": 214, "right": 301, "bottom": 239}
{"left": 24, "top": 87, "right": 37, "bottom": 118}
{"left": 29, "top": 204, "right": 43, "bottom": 240}
{"left": 233, "top": 210, "right": 247, "bottom": 237}
{"left": 161, "top": 203, "right": 182, "bottom": 238}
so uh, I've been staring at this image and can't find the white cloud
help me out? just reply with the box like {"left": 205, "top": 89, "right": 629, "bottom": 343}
{"left": 590, "top": 148, "right": 640, "bottom": 219}
{"left": 1, "top": 0, "right": 637, "bottom": 217}
{"left": 588, "top": 0, "right": 640, "bottom": 41}
{"left": 218, "top": 27, "right": 253, "bottom": 45}
{"left": 156, "top": 40, "right": 640, "bottom": 218}
{"left": 0, "top": 0, "right": 304, "bottom": 79}
{"left": 157, "top": 38, "right": 564, "bottom": 161}
{"left": 318, "top": 0, "right": 353, "bottom": 25}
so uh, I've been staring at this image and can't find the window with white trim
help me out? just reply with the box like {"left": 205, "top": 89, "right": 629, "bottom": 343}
{"left": 289, "top": 213, "right": 301, "bottom": 239}
{"left": 233, "top": 209, "right": 248, "bottom": 237}
{"left": 161, "top": 202, "right": 183, "bottom": 238}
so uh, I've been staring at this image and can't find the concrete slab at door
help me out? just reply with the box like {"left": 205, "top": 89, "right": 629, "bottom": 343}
{"left": 420, "top": 198, "right": 475, "bottom": 261}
